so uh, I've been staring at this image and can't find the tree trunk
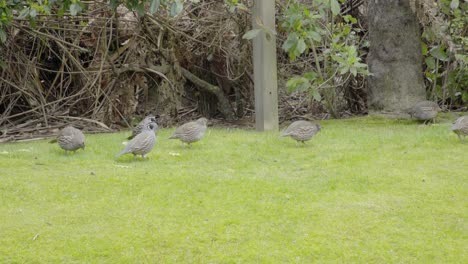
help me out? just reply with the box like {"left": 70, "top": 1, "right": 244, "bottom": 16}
{"left": 367, "top": 0, "right": 426, "bottom": 116}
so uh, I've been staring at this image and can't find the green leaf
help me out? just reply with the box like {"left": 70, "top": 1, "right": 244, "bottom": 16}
{"left": 330, "top": 0, "right": 340, "bottom": 16}
{"left": 339, "top": 65, "right": 349, "bottom": 75}
{"left": 350, "top": 66, "right": 357, "bottom": 76}
{"left": 425, "top": 57, "right": 436, "bottom": 70}
{"left": 43, "top": 5, "right": 51, "bottom": 14}
{"left": 430, "top": 46, "right": 449, "bottom": 61}
{"left": 170, "top": 1, "right": 184, "bottom": 16}
{"left": 69, "top": 3, "right": 82, "bottom": 16}
{"left": 304, "top": 71, "right": 317, "bottom": 81}
{"left": 28, "top": 17, "right": 37, "bottom": 28}
{"left": 421, "top": 42, "right": 428, "bottom": 56}
{"left": 310, "top": 88, "right": 322, "bottom": 101}
{"left": 29, "top": 8, "right": 37, "bottom": 18}
{"left": 450, "top": 0, "right": 459, "bottom": 9}
{"left": 134, "top": 3, "right": 145, "bottom": 16}
{"left": 296, "top": 38, "right": 306, "bottom": 54}
{"left": 462, "top": 92, "right": 468, "bottom": 103}
{"left": 282, "top": 33, "right": 298, "bottom": 52}
{"left": 286, "top": 77, "right": 310, "bottom": 93}
{"left": 19, "top": 8, "right": 30, "bottom": 19}
{"left": 110, "top": 0, "right": 120, "bottom": 10}
{"left": 343, "top": 15, "right": 357, "bottom": 24}
{"left": 242, "top": 29, "right": 261, "bottom": 40}
{"left": 342, "top": 25, "right": 351, "bottom": 35}
{"left": 0, "top": 28, "right": 7, "bottom": 43}
{"left": 309, "top": 31, "right": 321, "bottom": 42}
{"left": 149, "top": 0, "right": 160, "bottom": 14}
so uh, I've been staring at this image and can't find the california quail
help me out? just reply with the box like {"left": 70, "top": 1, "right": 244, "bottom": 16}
{"left": 449, "top": 115, "right": 468, "bottom": 143}
{"left": 169, "top": 117, "right": 208, "bottom": 148}
{"left": 116, "top": 122, "right": 157, "bottom": 159}
{"left": 50, "top": 125, "right": 85, "bottom": 153}
{"left": 280, "top": 120, "right": 321, "bottom": 144}
{"left": 127, "top": 115, "right": 157, "bottom": 140}
{"left": 407, "top": 101, "right": 441, "bottom": 124}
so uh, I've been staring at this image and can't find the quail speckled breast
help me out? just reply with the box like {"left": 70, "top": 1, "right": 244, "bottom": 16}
{"left": 50, "top": 125, "right": 85, "bottom": 153}
{"left": 280, "top": 120, "right": 321, "bottom": 144}
{"left": 169, "top": 117, "right": 208, "bottom": 147}
{"left": 127, "top": 115, "right": 157, "bottom": 140}
{"left": 449, "top": 115, "right": 468, "bottom": 143}
{"left": 116, "top": 122, "right": 157, "bottom": 159}
{"left": 407, "top": 101, "right": 441, "bottom": 124}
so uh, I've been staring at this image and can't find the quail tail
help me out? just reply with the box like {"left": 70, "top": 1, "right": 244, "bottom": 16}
{"left": 115, "top": 150, "right": 127, "bottom": 158}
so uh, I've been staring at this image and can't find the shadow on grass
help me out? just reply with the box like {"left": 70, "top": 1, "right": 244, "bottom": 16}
{"left": 114, "top": 156, "right": 154, "bottom": 163}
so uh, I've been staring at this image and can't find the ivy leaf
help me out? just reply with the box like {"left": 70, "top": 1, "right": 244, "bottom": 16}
{"left": 242, "top": 29, "right": 261, "bottom": 40}
{"left": 330, "top": 0, "right": 340, "bottom": 16}
{"left": 149, "top": 0, "right": 160, "bottom": 14}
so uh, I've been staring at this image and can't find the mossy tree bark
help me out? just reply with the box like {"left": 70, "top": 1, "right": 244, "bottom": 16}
{"left": 367, "top": 0, "right": 426, "bottom": 116}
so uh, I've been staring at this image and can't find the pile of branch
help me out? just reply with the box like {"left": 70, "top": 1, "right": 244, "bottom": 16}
{"left": 0, "top": 1, "right": 371, "bottom": 142}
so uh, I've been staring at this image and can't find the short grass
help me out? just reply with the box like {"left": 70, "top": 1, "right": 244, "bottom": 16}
{"left": 0, "top": 116, "right": 466, "bottom": 263}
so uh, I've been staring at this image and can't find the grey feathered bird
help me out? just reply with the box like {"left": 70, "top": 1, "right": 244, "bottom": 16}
{"left": 280, "top": 120, "right": 321, "bottom": 144}
{"left": 169, "top": 117, "right": 208, "bottom": 148}
{"left": 116, "top": 122, "right": 157, "bottom": 159}
{"left": 449, "top": 115, "right": 468, "bottom": 143}
{"left": 49, "top": 125, "right": 85, "bottom": 153}
{"left": 407, "top": 101, "right": 441, "bottom": 124}
{"left": 127, "top": 115, "right": 157, "bottom": 140}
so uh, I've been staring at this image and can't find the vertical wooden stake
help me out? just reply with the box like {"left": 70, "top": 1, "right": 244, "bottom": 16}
{"left": 253, "top": 0, "right": 279, "bottom": 131}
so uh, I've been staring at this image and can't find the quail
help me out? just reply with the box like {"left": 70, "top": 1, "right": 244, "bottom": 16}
{"left": 116, "top": 122, "right": 157, "bottom": 159}
{"left": 407, "top": 101, "right": 441, "bottom": 124}
{"left": 127, "top": 115, "right": 157, "bottom": 140}
{"left": 50, "top": 125, "right": 85, "bottom": 153}
{"left": 280, "top": 120, "right": 321, "bottom": 144}
{"left": 169, "top": 117, "right": 208, "bottom": 148}
{"left": 449, "top": 115, "right": 468, "bottom": 143}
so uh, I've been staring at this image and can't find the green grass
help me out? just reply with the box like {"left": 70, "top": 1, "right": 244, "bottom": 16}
{"left": 0, "top": 117, "right": 466, "bottom": 263}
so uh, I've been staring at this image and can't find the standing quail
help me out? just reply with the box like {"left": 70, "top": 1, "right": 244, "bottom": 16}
{"left": 449, "top": 115, "right": 468, "bottom": 143}
{"left": 407, "top": 101, "right": 441, "bottom": 124}
{"left": 50, "top": 125, "right": 85, "bottom": 153}
{"left": 127, "top": 115, "right": 157, "bottom": 140}
{"left": 169, "top": 117, "right": 208, "bottom": 148}
{"left": 280, "top": 120, "right": 321, "bottom": 144}
{"left": 116, "top": 122, "right": 157, "bottom": 159}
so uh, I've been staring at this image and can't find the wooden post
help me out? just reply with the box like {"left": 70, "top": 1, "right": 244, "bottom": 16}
{"left": 252, "top": 0, "right": 279, "bottom": 131}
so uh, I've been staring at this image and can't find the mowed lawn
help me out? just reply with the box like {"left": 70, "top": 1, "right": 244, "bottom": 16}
{"left": 0, "top": 117, "right": 466, "bottom": 263}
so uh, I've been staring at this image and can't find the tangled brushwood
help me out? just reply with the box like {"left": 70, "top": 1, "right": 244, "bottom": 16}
{"left": 0, "top": 0, "right": 465, "bottom": 142}
{"left": 0, "top": 2, "right": 255, "bottom": 141}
